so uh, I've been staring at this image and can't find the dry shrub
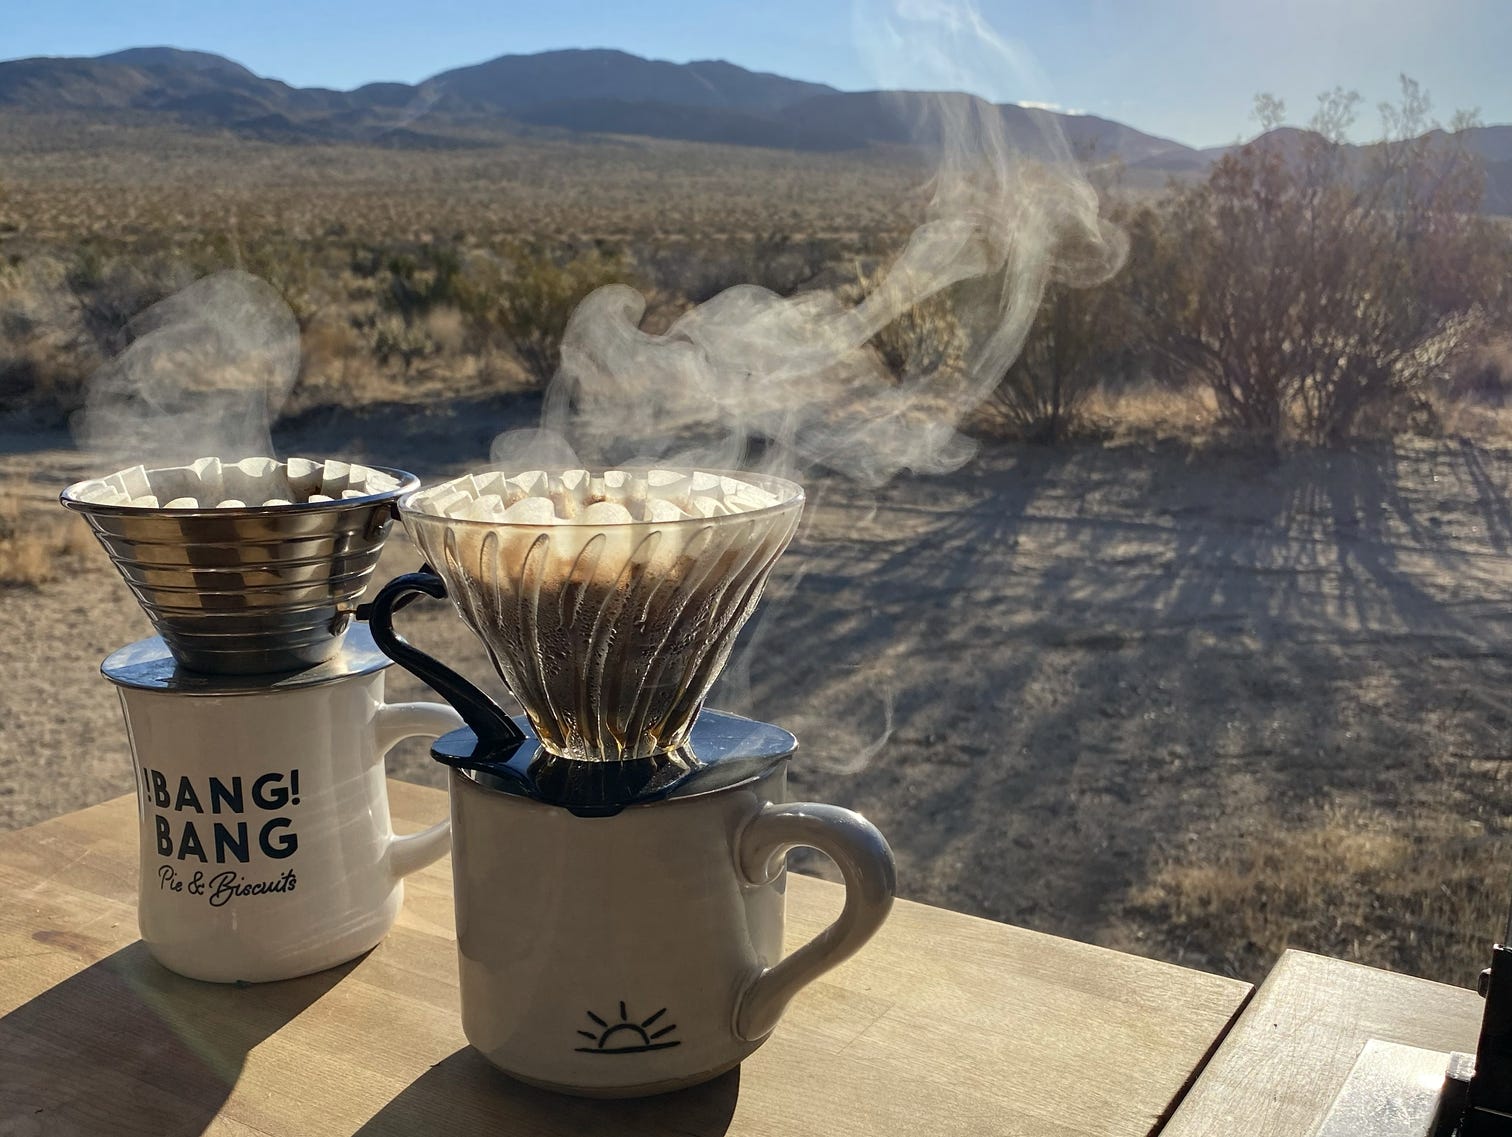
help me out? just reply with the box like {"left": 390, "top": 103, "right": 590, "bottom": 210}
{"left": 849, "top": 261, "right": 965, "bottom": 384}
{"left": 0, "top": 257, "right": 102, "bottom": 422}
{"left": 0, "top": 488, "right": 97, "bottom": 587}
{"left": 286, "top": 317, "right": 377, "bottom": 410}
{"left": 646, "top": 233, "right": 842, "bottom": 303}
{"left": 1445, "top": 331, "right": 1512, "bottom": 406}
{"left": 474, "top": 247, "right": 629, "bottom": 384}
{"left": 1154, "top": 81, "right": 1506, "bottom": 444}
{"left": 1081, "top": 383, "right": 1219, "bottom": 441}
{"left": 976, "top": 272, "right": 1131, "bottom": 444}
{"left": 366, "top": 311, "right": 439, "bottom": 372}
{"left": 1127, "top": 803, "right": 1505, "bottom": 983}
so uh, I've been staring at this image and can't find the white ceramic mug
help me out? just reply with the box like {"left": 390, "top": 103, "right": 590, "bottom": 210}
{"left": 102, "top": 628, "right": 461, "bottom": 983}
{"left": 446, "top": 710, "right": 896, "bottom": 1097}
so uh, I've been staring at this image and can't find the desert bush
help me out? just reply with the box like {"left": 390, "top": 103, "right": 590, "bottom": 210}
{"left": 378, "top": 245, "right": 468, "bottom": 323}
{"left": 66, "top": 247, "right": 193, "bottom": 354}
{"left": 1445, "top": 331, "right": 1512, "bottom": 405}
{"left": 471, "top": 247, "right": 629, "bottom": 384}
{"left": 0, "top": 256, "right": 106, "bottom": 422}
{"left": 644, "top": 233, "right": 842, "bottom": 303}
{"left": 215, "top": 235, "right": 330, "bottom": 332}
{"left": 1129, "top": 803, "right": 1506, "bottom": 983}
{"left": 1153, "top": 81, "right": 1505, "bottom": 444}
{"left": 849, "top": 261, "right": 966, "bottom": 385}
{"left": 962, "top": 189, "right": 1150, "bottom": 444}
{"left": 366, "top": 311, "right": 439, "bottom": 371}
{"left": 976, "top": 277, "right": 1124, "bottom": 443}
{"left": 0, "top": 487, "right": 96, "bottom": 587}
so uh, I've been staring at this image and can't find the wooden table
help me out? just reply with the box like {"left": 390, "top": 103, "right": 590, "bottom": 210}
{"left": 1161, "top": 949, "right": 1486, "bottom": 1135}
{"left": 2, "top": 782, "right": 1249, "bottom": 1136}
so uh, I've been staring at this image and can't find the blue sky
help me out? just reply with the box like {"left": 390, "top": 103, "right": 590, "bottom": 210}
{"left": 6, "top": 0, "right": 1507, "bottom": 147}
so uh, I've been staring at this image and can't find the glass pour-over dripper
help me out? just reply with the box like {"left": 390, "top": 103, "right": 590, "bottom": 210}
{"left": 392, "top": 468, "right": 803, "bottom": 774}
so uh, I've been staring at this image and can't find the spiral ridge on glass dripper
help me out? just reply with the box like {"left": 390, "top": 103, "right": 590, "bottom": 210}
{"left": 402, "top": 469, "right": 803, "bottom": 763}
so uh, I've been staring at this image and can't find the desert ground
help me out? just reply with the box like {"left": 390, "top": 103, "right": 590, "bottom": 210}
{"left": 5, "top": 398, "right": 1511, "bottom": 986}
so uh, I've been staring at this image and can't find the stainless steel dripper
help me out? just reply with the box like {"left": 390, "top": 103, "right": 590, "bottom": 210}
{"left": 62, "top": 458, "right": 419, "bottom": 674}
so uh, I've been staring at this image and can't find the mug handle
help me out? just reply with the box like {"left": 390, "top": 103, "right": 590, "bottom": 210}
{"left": 373, "top": 700, "right": 464, "bottom": 879}
{"left": 363, "top": 571, "right": 526, "bottom": 749}
{"left": 734, "top": 802, "right": 896, "bottom": 1041}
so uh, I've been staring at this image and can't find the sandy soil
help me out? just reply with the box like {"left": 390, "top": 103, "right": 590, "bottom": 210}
{"left": 6, "top": 402, "right": 1512, "bottom": 981}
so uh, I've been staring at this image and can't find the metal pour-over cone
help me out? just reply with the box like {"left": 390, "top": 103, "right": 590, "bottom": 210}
{"left": 401, "top": 468, "right": 803, "bottom": 763}
{"left": 62, "top": 457, "right": 419, "bottom": 675}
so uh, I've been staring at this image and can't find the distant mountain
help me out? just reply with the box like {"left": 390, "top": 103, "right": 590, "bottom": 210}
{"left": 1432, "top": 124, "right": 1512, "bottom": 164}
{"left": 0, "top": 45, "right": 1506, "bottom": 211}
{"left": 0, "top": 45, "right": 1188, "bottom": 163}
{"left": 1486, "top": 158, "right": 1512, "bottom": 215}
{"left": 97, "top": 47, "right": 257, "bottom": 81}
{"left": 424, "top": 48, "right": 834, "bottom": 114}
{"left": 1129, "top": 124, "right": 1512, "bottom": 211}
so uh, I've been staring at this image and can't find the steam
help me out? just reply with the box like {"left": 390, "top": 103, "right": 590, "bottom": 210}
{"left": 501, "top": 0, "right": 1127, "bottom": 485}
{"left": 483, "top": 0, "right": 1129, "bottom": 772}
{"left": 74, "top": 270, "right": 299, "bottom": 466}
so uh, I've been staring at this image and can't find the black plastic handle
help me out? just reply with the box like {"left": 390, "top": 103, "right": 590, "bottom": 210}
{"left": 362, "top": 570, "right": 526, "bottom": 749}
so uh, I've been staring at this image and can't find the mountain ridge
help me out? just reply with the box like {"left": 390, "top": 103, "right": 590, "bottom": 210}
{"left": 1, "top": 45, "right": 1508, "bottom": 212}
{"left": 0, "top": 45, "right": 1192, "bottom": 161}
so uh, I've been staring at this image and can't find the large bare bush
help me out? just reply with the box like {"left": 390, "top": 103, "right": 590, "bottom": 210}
{"left": 1156, "top": 80, "right": 1505, "bottom": 443}
{"left": 980, "top": 204, "right": 1150, "bottom": 444}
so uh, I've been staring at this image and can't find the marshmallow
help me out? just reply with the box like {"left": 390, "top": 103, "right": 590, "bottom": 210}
{"left": 501, "top": 497, "right": 558, "bottom": 526}
{"left": 188, "top": 457, "right": 225, "bottom": 502}
{"left": 455, "top": 496, "right": 510, "bottom": 523}
{"left": 468, "top": 471, "right": 509, "bottom": 499}
{"left": 286, "top": 457, "right": 324, "bottom": 497}
{"left": 321, "top": 460, "right": 351, "bottom": 496}
{"left": 419, "top": 469, "right": 784, "bottom": 527}
{"left": 223, "top": 456, "right": 290, "bottom": 504}
{"left": 644, "top": 499, "right": 691, "bottom": 524}
{"left": 425, "top": 488, "right": 473, "bottom": 516}
{"left": 118, "top": 465, "right": 152, "bottom": 499}
{"left": 506, "top": 470, "right": 550, "bottom": 499}
{"left": 76, "top": 479, "right": 121, "bottom": 505}
{"left": 580, "top": 501, "right": 634, "bottom": 526}
{"left": 721, "top": 475, "right": 779, "bottom": 512}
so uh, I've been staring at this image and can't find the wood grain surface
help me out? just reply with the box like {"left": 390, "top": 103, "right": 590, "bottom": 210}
{"left": 1, "top": 783, "right": 1250, "bottom": 1136}
{"left": 1160, "top": 949, "right": 1484, "bottom": 1136}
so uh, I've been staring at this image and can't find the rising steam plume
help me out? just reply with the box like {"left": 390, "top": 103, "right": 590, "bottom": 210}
{"left": 501, "top": 0, "right": 1128, "bottom": 486}
{"left": 75, "top": 270, "right": 299, "bottom": 467}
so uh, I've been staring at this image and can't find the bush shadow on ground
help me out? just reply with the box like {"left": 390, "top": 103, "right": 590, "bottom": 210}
{"left": 725, "top": 436, "right": 1512, "bottom": 981}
